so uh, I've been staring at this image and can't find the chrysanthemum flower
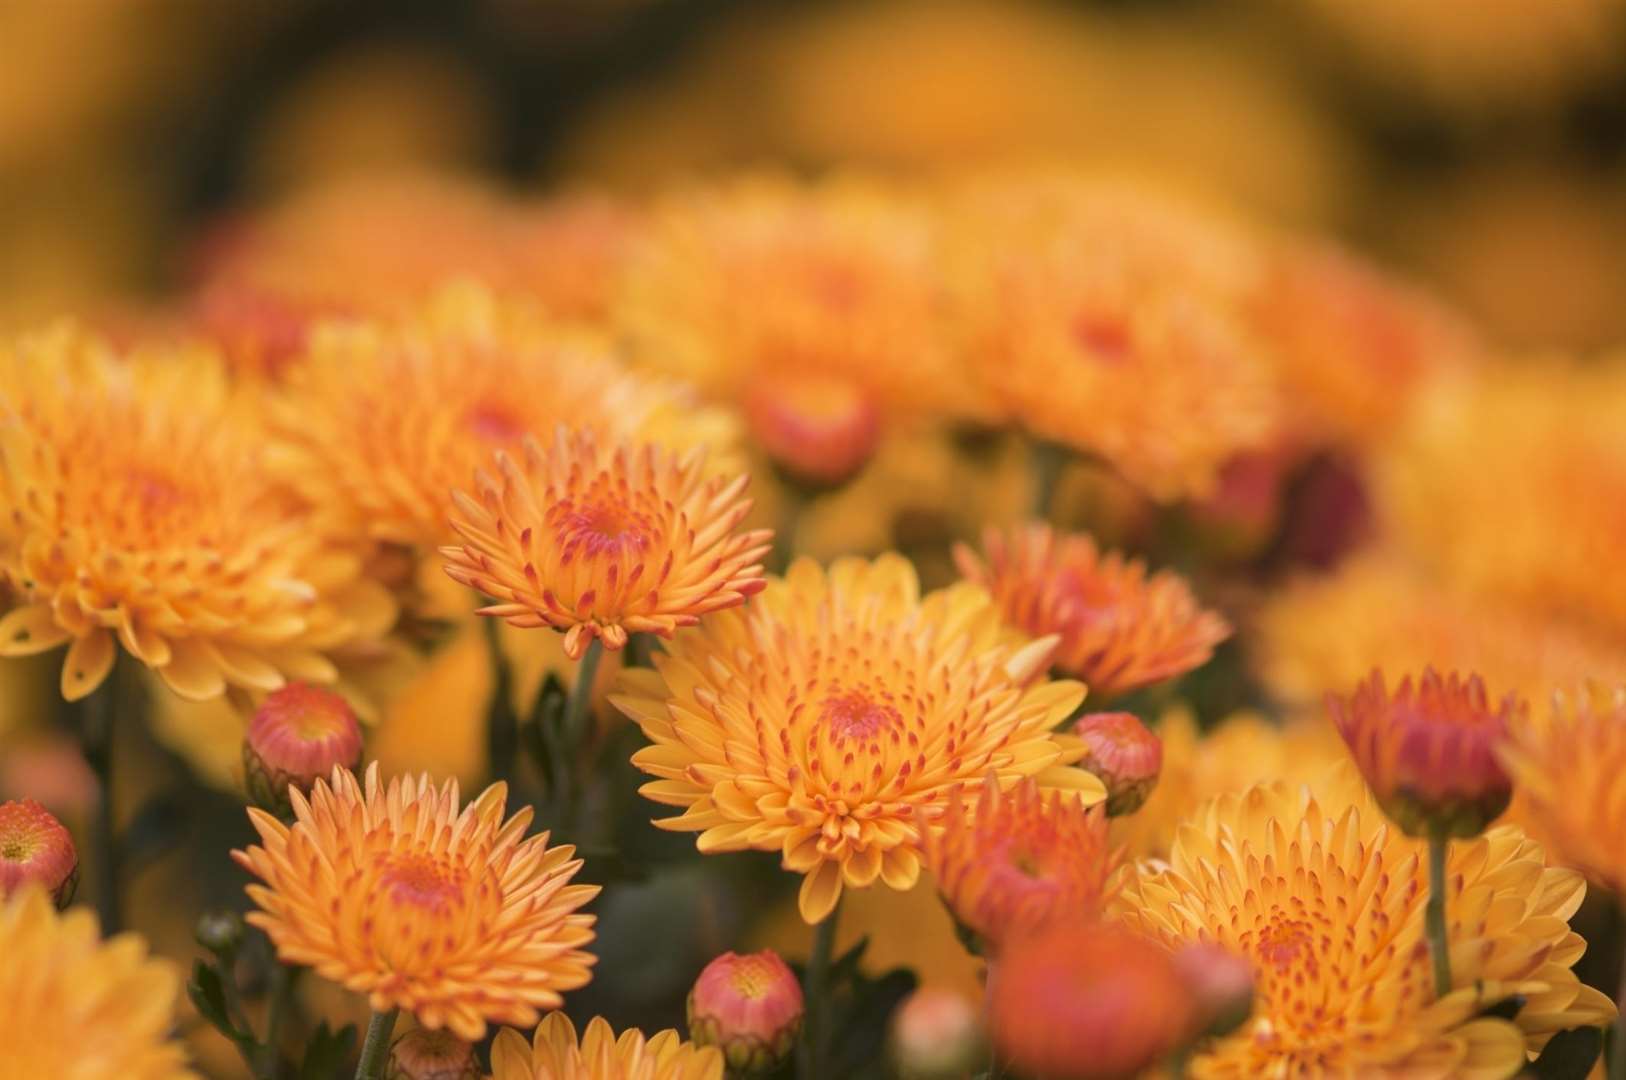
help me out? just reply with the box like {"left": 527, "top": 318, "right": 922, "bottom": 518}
{"left": 614, "top": 555, "right": 1103, "bottom": 923}
{"left": 925, "top": 777, "right": 1115, "bottom": 949}
{"left": 0, "top": 798, "right": 77, "bottom": 906}
{"left": 0, "top": 885, "right": 197, "bottom": 1079}
{"left": 1114, "top": 773, "right": 1616, "bottom": 1076}
{"left": 444, "top": 426, "right": 770, "bottom": 660}
{"left": 490, "top": 1012, "right": 722, "bottom": 1080}
{"left": 0, "top": 327, "right": 396, "bottom": 701}
{"left": 233, "top": 762, "right": 598, "bottom": 1040}
{"left": 1329, "top": 668, "right": 1518, "bottom": 838}
{"left": 241, "top": 682, "right": 364, "bottom": 813}
{"left": 270, "top": 283, "right": 738, "bottom": 551}
{"left": 1501, "top": 685, "right": 1626, "bottom": 896}
{"left": 988, "top": 922, "right": 1195, "bottom": 1080}
{"left": 687, "top": 950, "right": 804, "bottom": 1075}
{"left": 955, "top": 524, "right": 1230, "bottom": 699}
{"left": 618, "top": 174, "right": 985, "bottom": 422}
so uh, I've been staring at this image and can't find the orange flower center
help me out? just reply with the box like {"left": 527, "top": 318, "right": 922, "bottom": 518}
{"left": 1255, "top": 916, "right": 1318, "bottom": 974}
{"left": 726, "top": 957, "right": 779, "bottom": 1000}
{"left": 1071, "top": 314, "right": 1132, "bottom": 364}
{"left": 378, "top": 853, "right": 467, "bottom": 914}
{"left": 1056, "top": 569, "right": 1126, "bottom": 627}
{"left": 554, "top": 501, "right": 651, "bottom": 557}
{"left": 821, "top": 691, "right": 900, "bottom": 745}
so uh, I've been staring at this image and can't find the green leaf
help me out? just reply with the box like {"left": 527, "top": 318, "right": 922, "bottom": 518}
{"left": 524, "top": 673, "right": 569, "bottom": 785}
{"left": 298, "top": 1021, "right": 358, "bottom": 1080}
{"left": 1528, "top": 1027, "right": 1603, "bottom": 1080}
{"left": 829, "top": 934, "right": 871, "bottom": 988}
{"left": 186, "top": 961, "right": 250, "bottom": 1045}
{"left": 829, "top": 966, "right": 918, "bottom": 1077}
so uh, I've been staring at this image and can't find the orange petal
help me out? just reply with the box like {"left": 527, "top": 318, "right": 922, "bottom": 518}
{"left": 0, "top": 604, "right": 71, "bottom": 656}
{"left": 798, "top": 858, "right": 844, "bottom": 924}
{"left": 61, "top": 630, "right": 116, "bottom": 701}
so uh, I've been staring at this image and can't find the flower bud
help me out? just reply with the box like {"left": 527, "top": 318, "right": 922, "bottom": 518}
{"left": 744, "top": 372, "right": 880, "bottom": 490}
{"left": 890, "top": 988, "right": 984, "bottom": 1080}
{"left": 1074, "top": 712, "right": 1162, "bottom": 816}
{"left": 1329, "top": 669, "right": 1516, "bottom": 838}
{"left": 243, "top": 684, "right": 363, "bottom": 814}
{"left": 195, "top": 910, "right": 245, "bottom": 955}
{"left": 1174, "top": 942, "right": 1254, "bottom": 1039}
{"left": 386, "top": 1027, "right": 480, "bottom": 1080}
{"left": 0, "top": 799, "right": 78, "bottom": 907}
{"left": 687, "top": 949, "right": 804, "bottom": 1075}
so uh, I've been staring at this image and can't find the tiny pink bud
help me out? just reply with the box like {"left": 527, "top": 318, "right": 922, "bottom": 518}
{"left": 0, "top": 799, "right": 78, "bottom": 908}
{"left": 1073, "top": 711, "right": 1162, "bottom": 816}
{"left": 243, "top": 683, "right": 363, "bottom": 814}
{"left": 386, "top": 1027, "right": 479, "bottom": 1080}
{"left": 744, "top": 372, "right": 880, "bottom": 490}
{"left": 687, "top": 949, "right": 804, "bottom": 1075}
{"left": 1175, "top": 942, "right": 1255, "bottom": 1038}
{"left": 890, "top": 988, "right": 984, "bottom": 1080}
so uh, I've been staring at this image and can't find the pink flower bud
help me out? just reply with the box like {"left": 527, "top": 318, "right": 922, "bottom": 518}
{"left": 387, "top": 1027, "right": 479, "bottom": 1080}
{"left": 687, "top": 950, "right": 804, "bottom": 1075}
{"left": 0, "top": 799, "right": 78, "bottom": 908}
{"left": 243, "top": 683, "right": 363, "bottom": 814}
{"left": 891, "top": 988, "right": 984, "bottom": 1080}
{"left": 1074, "top": 711, "right": 1162, "bottom": 816}
{"left": 1175, "top": 942, "right": 1254, "bottom": 1038}
{"left": 744, "top": 373, "right": 880, "bottom": 490}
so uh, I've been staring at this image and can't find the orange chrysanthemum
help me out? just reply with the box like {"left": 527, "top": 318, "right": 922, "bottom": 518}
{"left": 925, "top": 777, "right": 1115, "bottom": 949}
{"left": 949, "top": 173, "right": 1279, "bottom": 500}
{"left": 1501, "top": 685, "right": 1626, "bottom": 896}
{"left": 233, "top": 763, "right": 599, "bottom": 1040}
{"left": 490, "top": 1013, "right": 722, "bottom": 1080}
{"left": 443, "top": 427, "right": 771, "bottom": 660}
{"left": 0, "top": 885, "right": 197, "bottom": 1079}
{"left": 1329, "top": 668, "right": 1518, "bottom": 838}
{"left": 1115, "top": 773, "right": 1616, "bottom": 1077}
{"left": 613, "top": 555, "right": 1105, "bottom": 924}
{"left": 0, "top": 327, "right": 396, "bottom": 701}
{"left": 955, "top": 524, "right": 1229, "bottom": 699}
{"left": 270, "top": 284, "right": 737, "bottom": 551}
{"left": 618, "top": 174, "right": 984, "bottom": 422}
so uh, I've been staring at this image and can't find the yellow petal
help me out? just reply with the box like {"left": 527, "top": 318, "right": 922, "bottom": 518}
{"left": 0, "top": 603, "right": 71, "bottom": 656}
{"left": 798, "top": 859, "right": 844, "bottom": 924}
{"left": 157, "top": 637, "right": 228, "bottom": 701}
{"left": 61, "top": 630, "right": 116, "bottom": 701}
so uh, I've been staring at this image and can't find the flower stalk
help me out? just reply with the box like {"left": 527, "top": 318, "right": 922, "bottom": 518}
{"left": 798, "top": 901, "right": 841, "bottom": 1080}
{"left": 481, "top": 612, "right": 518, "bottom": 786}
{"left": 1425, "top": 829, "right": 1452, "bottom": 999}
{"left": 354, "top": 1008, "right": 399, "bottom": 1080}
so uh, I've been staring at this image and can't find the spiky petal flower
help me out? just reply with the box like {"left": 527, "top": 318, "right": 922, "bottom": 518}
{"left": 0, "top": 885, "right": 198, "bottom": 1079}
{"left": 955, "top": 524, "right": 1230, "bottom": 699}
{"left": 444, "top": 427, "right": 771, "bottom": 660}
{"left": 0, "top": 327, "right": 396, "bottom": 701}
{"left": 0, "top": 799, "right": 77, "bottom": 906}
{"left": 1073, "top": 711, "right": 1163, "bottom": 816}
{"left": 387, "top": 1028, "right": 481, "bottom": 1080}
{"left": 1329, "top": 668, "right": 1518, "bottom": 838}
{"left": 490, "top": 1013, "right": 723, "bottom": 1080}
{"left": 988, "top": 922, "right": 1195, "bottom": 1080}
{"left": 686, "top": 950, "right": 804, "bottom": 1075}
{"left": 925, "top": 778, "right": 1114, "bottom": 950}
{"left": 614, "top": 555, "right": 1103, "bottom": 924}
{"left": 242, "top": 682, "right": 364, "bottom": 813}
{"left": 1500, "top": 684, "right": 1626, "bottom": 895}
{"left": 233, "top": 762, "right": 598, "bottom": 1040}
{"left": 1114, "top": 773, "right": 1616, "bottom": 1076}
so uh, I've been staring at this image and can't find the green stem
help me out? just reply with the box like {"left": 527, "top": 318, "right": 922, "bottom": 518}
{"left": 81, "top": 667, "right": 121, "bottom": 933}
{"left": 481, "top": 614, "right": 517, "bottom": 785}
{"left": 1030, "top": 439, "right": 1068, "bottom": 521}
{"left": 798, "top": 900, "right": 842, "bottom": 1080}
{"left": 1612, "top": 931, "right": 1626, "bottom": 1080}
{"left": 563, "top": 638, "right": 604, "bottom": 752}
{"left": 257, "top": 962, "right": 296, "bottom": 1080}
{"left": 773, "top": 484, "right": 808, "bottom": 573}
{"left": 1426, "top": 830, "right": 1452, "bottom": 999}
{"left": 353, "top": 1008, "right": 399, "bottom": 1080}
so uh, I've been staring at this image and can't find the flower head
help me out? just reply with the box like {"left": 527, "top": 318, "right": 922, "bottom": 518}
{"left": 0, "top": 799, "right": 77, "bottom": 906}
{"left": 988, "top": 922, "right": 1194, "bottom": 1080}
{"left": 1329, "top": 668, "right": 1518, "bottom": 838}
{"left": 0, "top": 885, "right": 197, "bottom": 1079}
{"left": 743, "top": 371, "right": 880, "bottom": 489}
{"left": 1501, "top": 684, "right": 1626, "bottom": 895}
{"left": 0, "top": 327, "right": 396, "bottom": 701}
{"left": 387, "top": 1028, "right": 480, "bottom": 1080}
{"left": 614, "top": 555, "right": 1104, "bottom": 923}
{"left": 271, "top": 284, "right": 737, "bottom": 550}
{"left": 490, "top": 1013, "right": 722, "bottom": 1080}
{"left": 890, "top": 988, "right": 984, "bottom": 1080}
{"left": 687, "top": 950, "right": 804, "bottom": 1075}
{"left": 955, "top": 524, "right": 1229, "bottom": 698}
{"left": 1073, "top": 711, "right": 1162, "bottom": 816}
{"left": 233, "top": 762, "right": 598, "bottom": 1040}
{"left": 444, "top": 427, "right": 771, "bottom": 660}
{"left": 1115, "top": 773, "right": 1616, "bottom": 1076}
{"left": 242, "top": 683, "right": 364, "bottom": 814}
{"left": 925, "top": 777, "right": 1115, "bottom": 950}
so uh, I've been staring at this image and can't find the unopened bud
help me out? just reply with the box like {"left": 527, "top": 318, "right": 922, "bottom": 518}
{"left": 890, "top": 988, "right": 984, "bottom": 1080}
{"left": 194, "top": 910, "right": 245, "bottom": 955}
{"left": 687, "top": 950, "right": 804, "bottom": 1075}
{"left": 386, "top": 1027, "right": 479, "bottom": 1080}
{"left": 243, "top": 684, "right": 363, "bottom": 814}
{"left": 745, "top": 372, "right": 880, "bottom": 490}
{"left": 1074, "top": 712, "right": 1162, "bottom": 816}
{"left": 1175, "top": 942, "right": 1254, "bottom": 1038}
{"left": 0, "top": 799, "right": 78, "bottom": 908}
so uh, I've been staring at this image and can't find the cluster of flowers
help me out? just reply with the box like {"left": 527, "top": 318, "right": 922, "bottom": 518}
{"left": 0, "top": 167, "right": 1623, "bottom": 1080}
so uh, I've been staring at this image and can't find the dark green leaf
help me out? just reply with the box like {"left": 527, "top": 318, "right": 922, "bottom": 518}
{"left": 524, "top": 674, "right": 569, "bottom": 784}
{"left": 298, "top": 1021, "right": 358, "bottom": 1080}
{"left": 186, "top": 961, "right": 250, "bottom": 1044}
{"left": 1527, "top": 1027, "right": 1603, "bottom": 1079}
{"left": 829, "top": 966, "right": 918, "bottom": 1077}
{"left": 829, "top": 934, "right": 871, "bottom": 988}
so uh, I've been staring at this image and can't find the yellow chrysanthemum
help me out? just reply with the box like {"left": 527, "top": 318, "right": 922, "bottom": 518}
{"left": 444, "top": 427, "right": 771, "bottom": 660}
{"left": 490, "top": 1013, "right": 722, "bottom": 1080}
{"left": 1253, "top": 552, "right": 1626, "bottom": 709}
{"left": 955, "top": 523, "right": 1230, "bottom": 699}
{"left": 948, "top": 173, "right": 1279, "bottom": 500}
{"left": 1377, "top": 362, "right": 1626, "bottom": 642}
{"left": 618, "top": 174, "right": 984, "bottom": 422}
{"left": 270, "top": 283, "right": 738, "bottom": 551}
{"left": 1501, "top": 685, "right": 1626, "bottom": 896}
{"left": 0, "top": 885, "right": 196, "bottom": 1080}
{"left": 0, "top": 326, "right": 395, "bottom": 701}
{"left": 1116, "top": 771, "right": 1616, "bottom": 1077}
{"left": 613, "top": 555, "right": 1105, "bottom": 924}
{"left": 233, "top": 763, "right": 599, "bottom": 1040}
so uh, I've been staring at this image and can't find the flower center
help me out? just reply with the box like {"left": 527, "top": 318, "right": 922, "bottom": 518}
{"left": 557, "top": 502, "right": 650, "bottom": 556}
{"left": 463, "top": 402, "right": 528, "bottom": 445}
{"left": 1055, "top": 568, "right": 1125, "bottom": 627}
{"left": 821, "top": 691, "right": 900, "bottom": 744}
{"left": 378, "top": 853, "right": 466, "bottom": 913}
{"left": 728, "top": 957, "right": 778, "bottom": 1000}
{"left": 1071, "top": 314, "right": 1131, "bottom": 364}
{"left": 1255, "top": 916, "right": 1317, "bottom": 973}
